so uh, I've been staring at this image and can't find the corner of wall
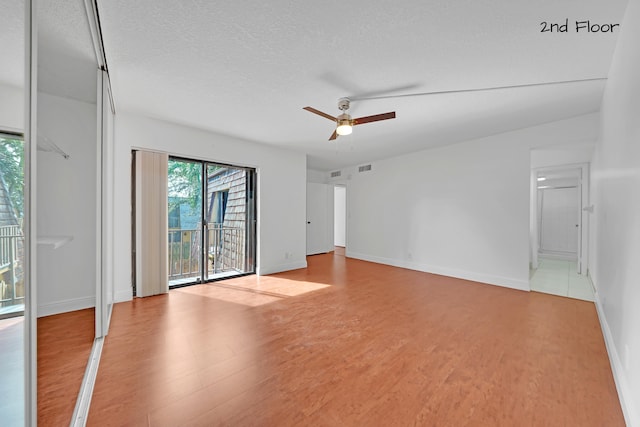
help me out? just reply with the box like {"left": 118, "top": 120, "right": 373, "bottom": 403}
{"left": 593, "top": 284, "right": 639, "bottom": 427}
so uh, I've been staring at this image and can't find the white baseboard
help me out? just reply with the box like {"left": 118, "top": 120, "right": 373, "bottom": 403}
{"left": 38, "top": 296, "right": 95, "bottom": 318}
{"left": 346, "top": 251, "right": 530, "bottom": 292}
{"left": 257, "top": 259, "right": 307, "bottom": 276}
{"left": 594, "top": 288, "right": 639, "bottom": 427}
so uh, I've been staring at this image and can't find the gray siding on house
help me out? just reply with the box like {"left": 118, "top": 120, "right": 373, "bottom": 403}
{"left": 0, "top": 169, "right": 23, "bottom": 308}
{"left": 0, "top": 170, "right": 19, "bottom": 227}
{"left": 207, "top": 167, "right": 246, "bottom": 271}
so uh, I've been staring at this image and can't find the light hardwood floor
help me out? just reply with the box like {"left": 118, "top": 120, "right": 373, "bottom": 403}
{"left": 38, "top": 308, "right": 94, "bottom": 426}
{"left": 83, "top": 252, "right": 623, "bottom": 426}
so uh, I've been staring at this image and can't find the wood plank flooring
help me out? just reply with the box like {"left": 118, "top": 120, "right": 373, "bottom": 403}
{"left": 86, "top": 252, "right": 624, "bottom": 426}
{"left": 38, "top": 308, "right": 94, "bottom": 426}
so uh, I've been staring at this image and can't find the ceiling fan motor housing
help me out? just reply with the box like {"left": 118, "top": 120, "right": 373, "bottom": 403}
{"left": 338, "top": 98, "right": 351, "bottom": 111}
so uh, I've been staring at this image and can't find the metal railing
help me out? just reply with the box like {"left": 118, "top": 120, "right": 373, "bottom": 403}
{"left": 0, "top": 225, "right": 24, "bottom": 308}
{"left": 168, "top": 225, "right": 244, "bottom": 282}
{"left": 207, "top": 224, "right": 244, "bottom": 274}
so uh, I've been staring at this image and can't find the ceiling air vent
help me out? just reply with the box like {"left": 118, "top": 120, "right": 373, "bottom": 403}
{"left": 358, "top": 164, "right": 372, "bottom": 173}
{"left": 330, "top": 170, "right": 341, "bottom": 178}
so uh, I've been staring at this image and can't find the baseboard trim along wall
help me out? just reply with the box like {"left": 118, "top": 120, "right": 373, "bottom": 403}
{"left": 594, "top": 289, "right": 638, "bottom": 427}
{"left": 38, "top": 296, "right": 95, "bottom": 318}
{"left": 347, "top": 251, "right": 530, "bottom": 292}
{"left": 257, "top": 260, "right": 307, "bottom": 276}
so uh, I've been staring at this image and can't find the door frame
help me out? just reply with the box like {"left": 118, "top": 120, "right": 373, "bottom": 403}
{"left": 531, "top": 163, "right": 590, "bottom": 275}
{"left": 133, "top": 154, "right": 257, "bottom": 292}
{"left": 166, "top": 156, "right": 257, "bottom": 287}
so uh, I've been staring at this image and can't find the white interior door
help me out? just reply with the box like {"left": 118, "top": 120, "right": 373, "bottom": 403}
{"left": 306, "top": 182, "right": 329, "bottom": 255}
{"left": 540, "top": 187, "right": 580, "bottom": 255}
{"left": 334, "top": 186, "right": 346, "bottom": 247}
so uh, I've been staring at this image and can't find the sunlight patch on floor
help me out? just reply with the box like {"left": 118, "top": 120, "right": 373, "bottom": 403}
{"left": 175, "top": 277, "right": 330, "bottom": 307}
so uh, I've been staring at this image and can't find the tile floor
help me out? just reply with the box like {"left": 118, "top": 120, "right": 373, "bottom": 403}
{"left": 0, "top": 316, "right": 24, "bottom": 426}
{"left": 530, "top": 257, "right": 594, "bottom": 301}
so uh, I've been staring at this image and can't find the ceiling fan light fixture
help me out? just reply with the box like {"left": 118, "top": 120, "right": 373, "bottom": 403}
{"left": 336, "top": 114, "right": 352, "bottom": 136}
{"left": 336, "top": 122, "right": 352, "bottom": 136}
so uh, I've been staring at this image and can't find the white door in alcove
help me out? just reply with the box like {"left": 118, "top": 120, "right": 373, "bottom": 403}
{"left": 540, "top": 187, "right": 580, "bottom": 255}
{"left": 334, "top": 185, "right": 346, "bottom": 247}
{"left": 306, "top": 182, "right": 331, "bottom": 255}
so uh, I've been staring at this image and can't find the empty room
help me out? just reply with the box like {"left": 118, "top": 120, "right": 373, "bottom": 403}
{"left": 1, "top": 0, "right": 639, "bottom": 425}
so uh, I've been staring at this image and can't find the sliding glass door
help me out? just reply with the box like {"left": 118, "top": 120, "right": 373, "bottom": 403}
{"left": 167, "top": 158, "right": 203, "bottom": 285}
{"left": 168, "top": 157, "right": 255, "bottom": 287}
{"left": 0, "top": 134, "right": 25, "bottom": 319}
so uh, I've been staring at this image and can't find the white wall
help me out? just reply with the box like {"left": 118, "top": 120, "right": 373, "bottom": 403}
{"left": 112, "top": 113, "right": 307, "bottom": 301}
{"left": 591, "top": 0, "right": 640, "bottom": 424}
{"left": 531, "top": 144, "right": 594, "bottom": 169}
{"left": 306, "top": 168, "right": 327, "bottom": 184}
{"left": 36, "top": 92, "right": 97, "bottom": 316}
{"left": 327, "top": 114, "right": 598, "bottom": 292}
{"left": 0, "top": 82, "right": 24, "bottom": 132}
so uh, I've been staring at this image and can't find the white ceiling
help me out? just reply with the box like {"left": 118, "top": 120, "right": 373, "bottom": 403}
{"left": 38, "top": 0, "right": 97, "bottom": 103}
{"left": 96, "top": 0, "right": 629, "bottom": 170}
{"left": 0, "top": 0, "right": 97, "bottom": 103}
{"left": 0, "top": 1, "right": 25, "bottom": 88}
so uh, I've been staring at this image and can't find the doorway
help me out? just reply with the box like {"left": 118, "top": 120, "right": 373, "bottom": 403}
{"left": 530, "top": 164, "right": 592, "bottom": 300}
{"left": 167, "top": 157, "right": 256, "bottom": 287}
{"left": 334, "top": 185, "right": 346, "bottom": 251}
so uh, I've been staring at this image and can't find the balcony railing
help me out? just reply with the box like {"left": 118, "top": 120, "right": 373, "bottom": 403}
{"left": 168, "top": 225, "right": 244, "bottom": 282}
{"left": 0, "top": 225, "right": 24, "bottom": 310}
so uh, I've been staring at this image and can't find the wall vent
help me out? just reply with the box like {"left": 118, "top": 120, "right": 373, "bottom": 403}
{"left": 330, "top": 170, "right": 341, "bottom": 178}
{"left": 358, "top": 164, "right": 372, "bottom": 173}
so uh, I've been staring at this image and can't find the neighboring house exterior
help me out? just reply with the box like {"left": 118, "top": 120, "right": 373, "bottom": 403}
{"left": 0, "top": 168, "right": 23, "bottom": 311}
{"left": 206, "top": 167, "right": 247, "bottom": 272}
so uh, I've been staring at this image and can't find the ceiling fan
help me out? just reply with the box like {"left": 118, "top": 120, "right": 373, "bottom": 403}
{"left": 304, "top": 77, "right": 606, "bottom": 141}
{"left": 303, "top": 98, "right": 395, "bottom": 141}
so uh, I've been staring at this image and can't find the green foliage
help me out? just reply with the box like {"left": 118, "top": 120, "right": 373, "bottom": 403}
{"left": 168, "top": 159, "right": 202, "bottom": 211}
{"left": 0, "top": 136, "right": 24, "bottom": 218}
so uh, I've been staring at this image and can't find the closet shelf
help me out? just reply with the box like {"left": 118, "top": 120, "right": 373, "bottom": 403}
{"left": 37, "top": 236, "right": 73, "bottom": 249}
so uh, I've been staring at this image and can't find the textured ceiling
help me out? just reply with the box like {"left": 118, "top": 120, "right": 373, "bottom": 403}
{"left": 0, "top": 1, "right": 25, "bottom": 88}
{"left": 0, "top": 0, "right": 97, "bottom": 102}
{"left": 97, "top": 0, "right": 629, "bottom": 170}
{"left": 38, "top": 0, "right": 98, "bottom": 103}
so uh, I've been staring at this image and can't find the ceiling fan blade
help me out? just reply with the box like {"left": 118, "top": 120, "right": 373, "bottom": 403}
{"left": 353, "top": 112, "right": 396, "bottom": 125}
{"left": 303, "top": 106, "right": 336, "bottom": 121}
{"left": 351, "top": 77, "right": 607, "bottom": 101}
{"left": 347, "top": 83, "right": 421, "bottom": 101}
{"left": 329, "top": 130, "right": 338, "bottom": 141}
